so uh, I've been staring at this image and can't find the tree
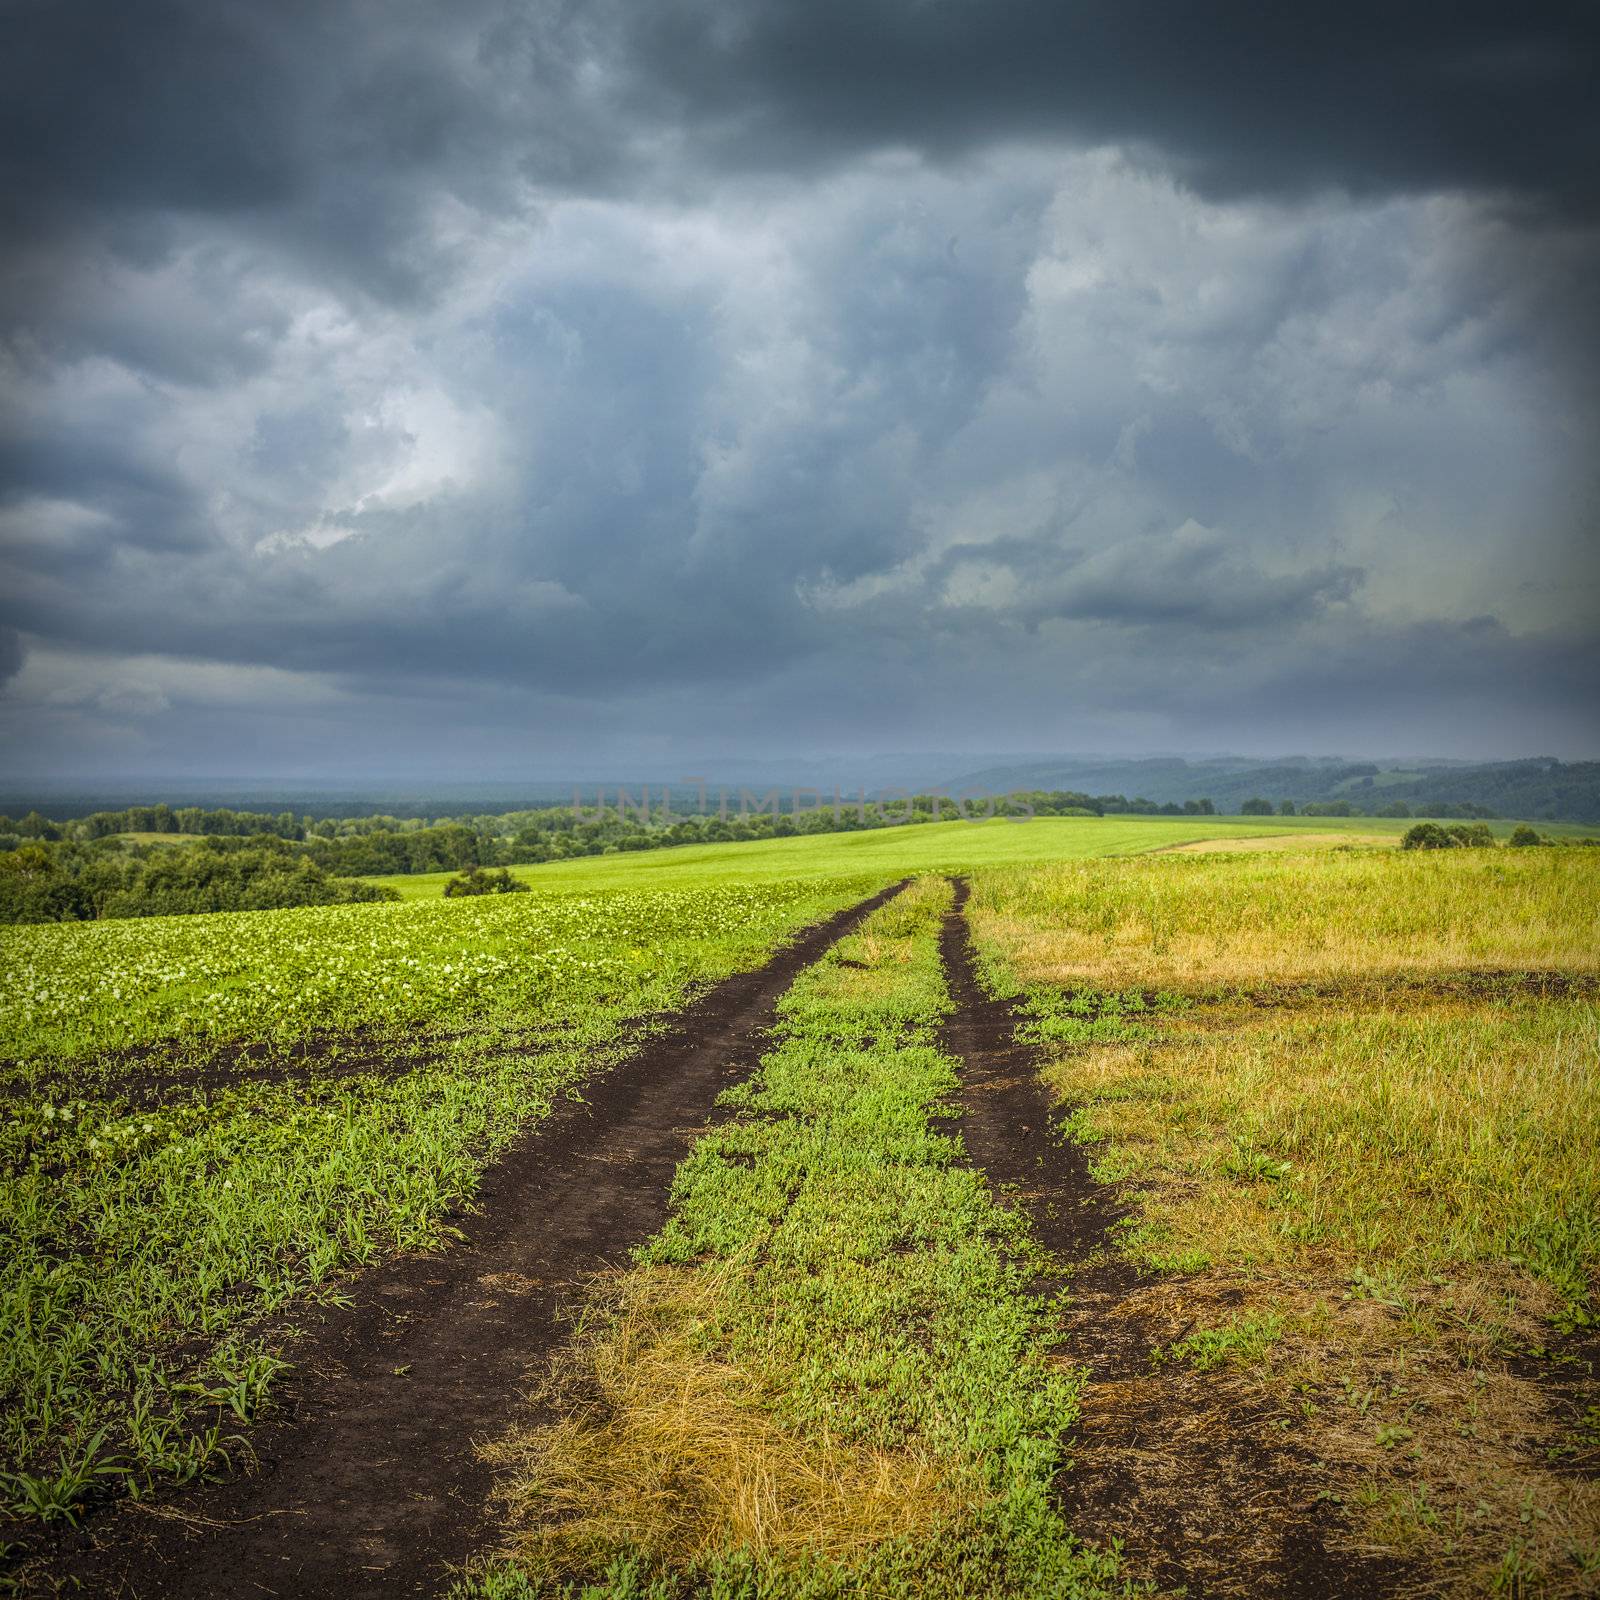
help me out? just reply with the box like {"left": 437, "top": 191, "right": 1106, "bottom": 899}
{"left": 1239, "top": 798, "right": 1273, "bottom": 815}
{"left": 1278, "top": 800, "right": 1297, "bottom": 816}
{"left": 1508, "top": 825, "right": 1545, "bottom": 847}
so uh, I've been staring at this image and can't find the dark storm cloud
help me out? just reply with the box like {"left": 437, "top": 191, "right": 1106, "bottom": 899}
{"left": 5, "top": 2, "right": 1595, "bottom": 286}
{"left": 0, "top": 0, "right": 598, "bottom": 296}
{"left": 621, "top": 2, "right": 1600, "bottom": 217}
{"left": 1, "top": 0, "right": 1596, "bottom": 772}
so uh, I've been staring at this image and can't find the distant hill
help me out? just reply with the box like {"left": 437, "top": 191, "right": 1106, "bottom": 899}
{"left": 935, "top": 757, "right": 1600, "bottom": 824}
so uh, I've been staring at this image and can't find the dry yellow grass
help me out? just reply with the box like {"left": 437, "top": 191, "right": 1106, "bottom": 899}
{"left": 1157, "top": 831, "right": 1396, "bottom": 854}
{"left": 1028, "top": 987, "right": 1600, "bottom": 1594}
{"left": 482, "top": 1263, "right": 969, "bottom": 1581}
{"left": 1043, "top": 995, "right": 1600, "bottom": 1284}
{"left": 971, "top": 847, "right": 1599, "bottom": 990}
{"left": 972, "top": 846, "right": 1600, "bottom": 1596}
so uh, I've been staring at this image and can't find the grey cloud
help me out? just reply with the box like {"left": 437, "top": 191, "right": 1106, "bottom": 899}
{"left": 4, "top": 3, "right": 1594, "bottom": 315}
{"left": 1019, "top": 531, "right": 1365, "bottom": 633}
{"left": 0, "top": 626, "right": 23, "bottom": 688}
{"left": 615, "top": 2, "right": 1599, "bottom": 216}
{"left": 1, "top": 3, "right": 1595, "bottom": 774}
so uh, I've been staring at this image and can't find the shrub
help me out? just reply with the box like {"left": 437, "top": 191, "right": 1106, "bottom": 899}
{"left": 442, "top": 865, "right": 530, "bottom": 897}
{"left": 1508, "top": 825, "right": 1546, "bottom": 848}
{"left": 1401, "top": 823, "right": 1456, "bottom": 850}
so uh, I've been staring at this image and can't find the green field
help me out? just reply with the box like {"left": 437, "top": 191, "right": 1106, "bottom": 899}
{"left": 3, "top": 819, "right": 1596, "bottom": 1596}
{"left": 362, "top": 812, "right": 1451, "bottom": 901}
{"left": 0, "top": 878, "right": 873, "bottom": 1530}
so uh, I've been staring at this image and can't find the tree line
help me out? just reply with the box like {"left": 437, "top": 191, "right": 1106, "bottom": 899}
{"left": 0, "top": 837, "right": 397, "bottom": 925}
{"left": 3, "top": 787, "right": 1585, "bottom": 925}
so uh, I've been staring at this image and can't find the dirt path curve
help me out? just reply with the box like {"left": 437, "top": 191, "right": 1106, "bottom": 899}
{"left": 30, "top": 880, "right": 907, "bottom": 1600}
{"left": 937, "top": 879, "right": 1388, "bottom": 1600}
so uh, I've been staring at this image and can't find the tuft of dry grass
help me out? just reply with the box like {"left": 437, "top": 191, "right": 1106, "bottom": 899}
{"left": 1056, "top": 1265, "right": 1600, "bottom": 1598}
{"left": 482, "top": 1264, "right": 967, "bottom": 1580}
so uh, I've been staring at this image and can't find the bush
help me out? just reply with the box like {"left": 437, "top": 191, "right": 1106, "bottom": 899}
{"left": 1401, "top": 822, "right": 1496, "bottom": 850}
{"left": 1401, "top": 823, "right": 1456, "bottom": 850}
{"left": 442, "top": 865, "right": 530, "bottom": 897}
{"left": 1508, "top": 825, "right": 1546, "bottom": 848}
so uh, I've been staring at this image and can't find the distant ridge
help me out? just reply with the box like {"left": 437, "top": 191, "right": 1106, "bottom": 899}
{"left": 934, "top": 756, "right": 1600, "bottom": 824}
{"left": 4, "top": 755, "right": 1598, "bottom": 825}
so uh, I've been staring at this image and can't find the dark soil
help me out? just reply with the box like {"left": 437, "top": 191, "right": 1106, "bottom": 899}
{"left": 1506, "top": 1321, "right": 1600, "bottom": 1482}
{"left": 0, "top": 1024, "right": 577, "bottom": 1105}
{"left": 1229, "top": 969, "right": 1599, "bottom": 1008}
{"left": 938, "top": 878, "right": 1397, "bottom": 1600}
{"left": 16, "top": 881, "right": 906, "bottom": 1600}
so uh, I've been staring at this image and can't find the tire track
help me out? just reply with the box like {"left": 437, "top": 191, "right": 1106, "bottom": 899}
{"left": 22, "top": 880, "right": 907, "bottom": 1600}
{"left": 937, "top": 877, "right": 1392, "bottom": 1600}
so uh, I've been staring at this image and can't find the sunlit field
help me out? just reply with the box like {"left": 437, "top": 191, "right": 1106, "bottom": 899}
{"left": 4, "top": 821, "right": 1595, "bottom": 1596}
{"left": 363, "top": 812, "right": 1464, "bottom": 901}
{"left": 969, "top": 847, "right": 1600, "bottom": 1594}
{"left": 971, "top": 843, "right": 1599, "bottom": 989}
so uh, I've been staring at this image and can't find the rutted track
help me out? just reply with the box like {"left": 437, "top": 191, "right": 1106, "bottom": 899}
{"left": 21, "top": 880, "right": 907, "bottom": 1600}
{"left": 937, "top": 878, "right": 1391, "bottom": 1600}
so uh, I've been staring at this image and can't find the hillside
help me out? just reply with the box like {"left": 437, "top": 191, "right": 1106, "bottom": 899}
{"left": 938, "top": 756, "right": 1600, "bottom": 823}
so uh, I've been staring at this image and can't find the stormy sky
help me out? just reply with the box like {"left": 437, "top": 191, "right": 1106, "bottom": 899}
{"left": 2, "top": 1, "right": 1597, "bottom": 781}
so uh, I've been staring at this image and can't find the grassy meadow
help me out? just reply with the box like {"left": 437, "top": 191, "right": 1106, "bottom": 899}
{"left": 969, "top": 847, "right": 1600, "bottom": 1594}
{"left": 2, "top": 810, "right": 1595, "bottom": 1594}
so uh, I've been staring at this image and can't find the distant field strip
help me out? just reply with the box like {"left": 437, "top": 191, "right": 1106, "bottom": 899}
{"left": 364, "top": 813, "right": 1446, "bottom": 901}
{"left": 469, "top": 878, "right": 1121, "bottom": 1599}
{"left": 972, "top": 845, "right": 1598, "bottom": 989}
